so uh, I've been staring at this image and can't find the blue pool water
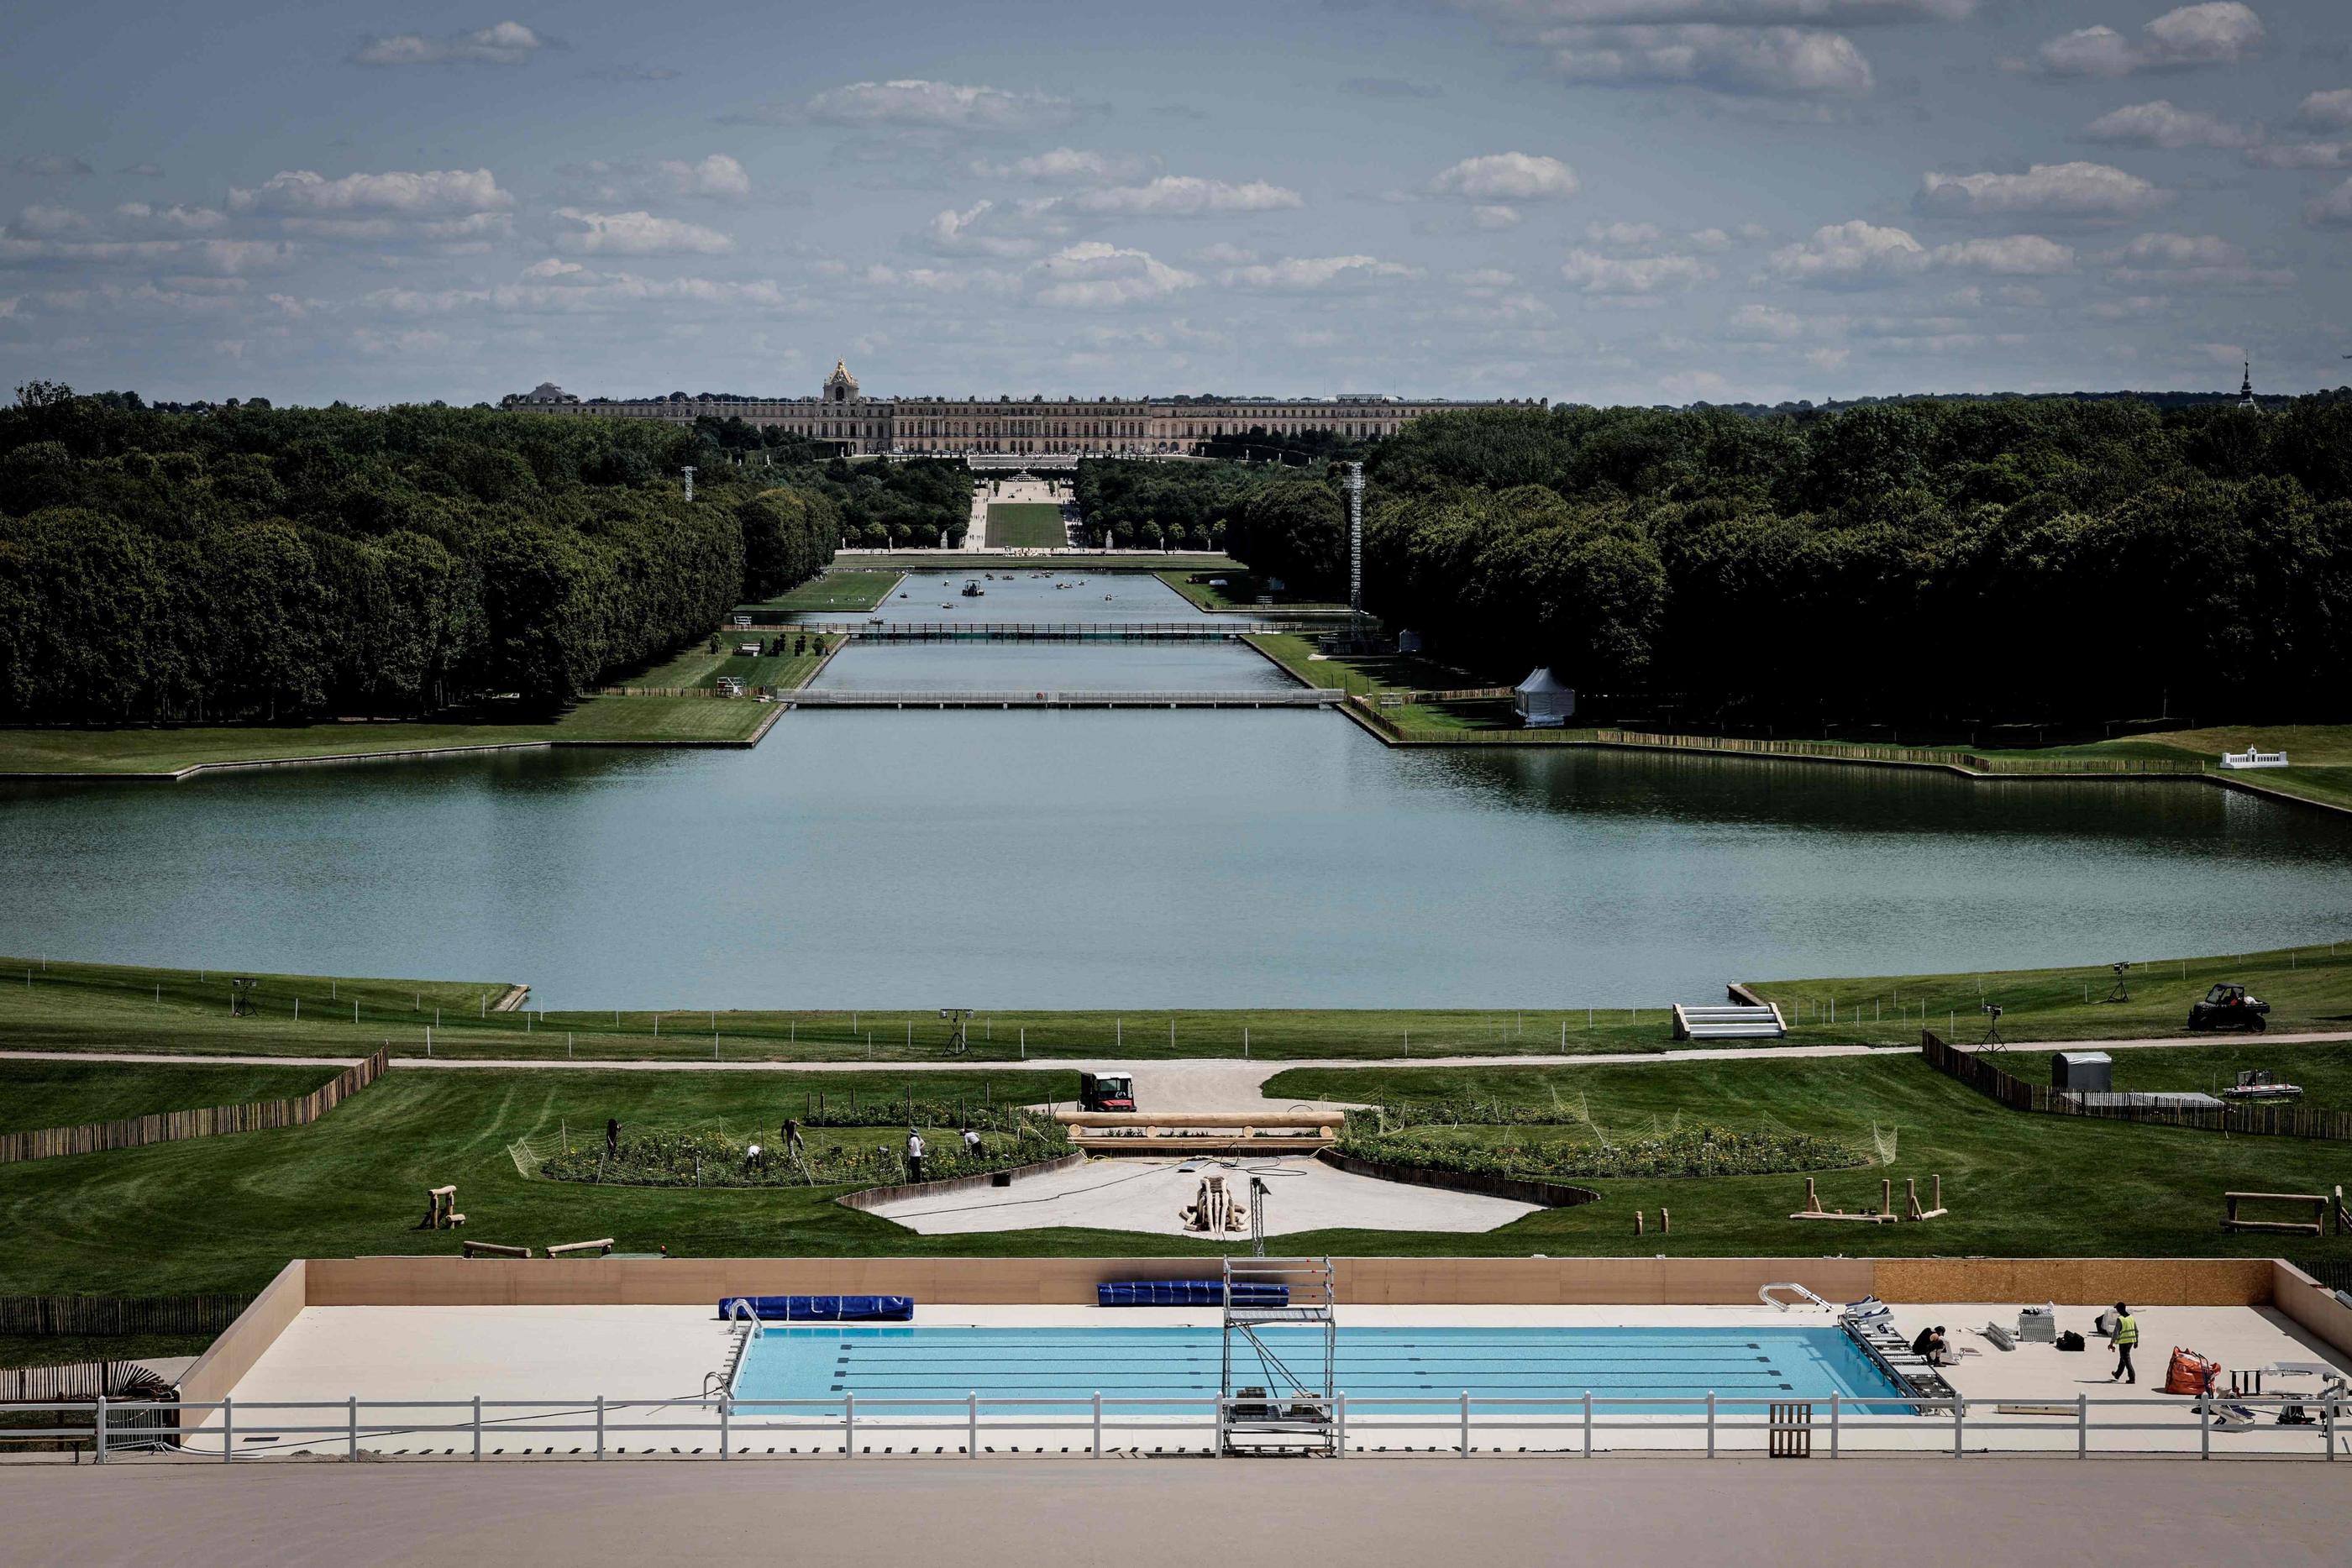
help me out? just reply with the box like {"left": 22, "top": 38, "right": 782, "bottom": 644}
{"left": 731, "top": 1325, "right": 1910, "bottom": 1413}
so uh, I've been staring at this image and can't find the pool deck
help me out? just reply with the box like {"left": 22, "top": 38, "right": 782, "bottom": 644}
{"left": 182, "top": 1299, "right": 2351, "bottom": 1460}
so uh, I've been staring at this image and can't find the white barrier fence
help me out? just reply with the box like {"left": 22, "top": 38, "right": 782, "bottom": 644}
{"left": 3, "top": 1390, "right": 2343, "bottom": 1461}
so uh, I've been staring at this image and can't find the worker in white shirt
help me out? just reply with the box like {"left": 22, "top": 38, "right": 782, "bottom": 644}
{"left": 906, "top": 1128, "right": 926, "bottom": 1183}
{"left": 963, "top": 1126, "right": 982, "bottom": 1158}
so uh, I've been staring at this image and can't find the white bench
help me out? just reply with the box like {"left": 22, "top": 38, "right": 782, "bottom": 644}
{"left": 1672, "top": 1003, "right": 1788, "bottom": 1041}
{"left": 2219, "top": 749, "right": 2289, "bottom": 769}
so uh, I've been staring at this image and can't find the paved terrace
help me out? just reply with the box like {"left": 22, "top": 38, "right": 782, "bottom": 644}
{"left": 8, "top": 1458, "right": 2347, "bottom": 1568}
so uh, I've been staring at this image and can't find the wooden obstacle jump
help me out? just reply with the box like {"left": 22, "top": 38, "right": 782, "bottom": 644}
{"left": 1792, "top": 1174, "right": 1950, "bottom": 1223}
{"left": 418, "top": 1185, "right": 463, "bottom": 1230}
{"left": 459, "top": 1240, "right": 532, "bottom": 1258}
{"left": 2221, "top": 1188, "right": 2342, "bottom": 1237}
{"left": 545, "top": 1238, "right": 615, "bottom": 1257}
{"left": 1792, "top": 1177, "right": 1896, "bottom": 1223}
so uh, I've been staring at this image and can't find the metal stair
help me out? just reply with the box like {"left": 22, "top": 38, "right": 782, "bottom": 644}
{"left": 1219, "top": 1255, "right": 1337, "bottom": 1454}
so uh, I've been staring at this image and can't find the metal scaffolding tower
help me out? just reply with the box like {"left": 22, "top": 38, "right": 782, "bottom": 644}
{"left": 1219, "top": 1254, "right": 1337, "bottom": 1454}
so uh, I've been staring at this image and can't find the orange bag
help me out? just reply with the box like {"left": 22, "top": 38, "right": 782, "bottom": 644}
{"left": 2163, "top": 1346, "right": 2221, "bottom": 1396}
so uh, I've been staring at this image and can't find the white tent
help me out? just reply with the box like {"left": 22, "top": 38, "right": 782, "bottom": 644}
{"left": 1514, "top": 668, "right": 1576, "bottom": 728}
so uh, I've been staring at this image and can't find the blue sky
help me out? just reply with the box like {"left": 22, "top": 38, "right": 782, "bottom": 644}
{"left": 2, "top": 0, "right": 2346, "bottom": 406}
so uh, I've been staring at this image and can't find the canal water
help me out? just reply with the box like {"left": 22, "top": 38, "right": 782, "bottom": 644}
{"left": 4, "top": 674, "right": 2349, "bottom": 1007}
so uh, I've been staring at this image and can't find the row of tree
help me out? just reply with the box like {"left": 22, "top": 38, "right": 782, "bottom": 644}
{"left": 691, "top": 417, "right": 973, "bottom": 547}
{"left": 0, "top": 389, "right": 842, "bottom": 722}
{"left": 1217, "top": 397, "right": 2352, "bottom": 724}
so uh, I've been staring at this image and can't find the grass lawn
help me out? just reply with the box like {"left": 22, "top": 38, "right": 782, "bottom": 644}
{"left": 0, "top": 1059, "right": 340, "bottom": 1135}
{"left": 0, "top": 1332, "right": 221, "bottom": 1369}
{"left": 617, "top": 636, "right": 834, "bottom": 694}
{"left": 5, "top": 943, "right": 2349, "bottom": 1067}
{"left": 985, "top": 502, "right": 1070, "bottom": 549}
{"left": 7, "top": 1045, "right": 2350, "bottom": 1298}
{"left": 1247, "top": 634, "right": 1541, "bottom": 734}
{"left": 736, "top": 570, "right": 904, "bottom": 615}
{"left": 0, "top": 1067, "right": 1096, "bottom": 1296}
{"left": 1158, "top": 573, "right": 1347, "bottom": 613}
{"left": 0, "top": 694, "right": 772, "bottom": 774}
{"left": 1971, "top": 725, "right": 2352, "bottom": 813}
{"left": 1742, "top": 940, "right": 2352, "bottom": 1048}
{"left": 1267, "top": 1052, "right": 2352, "bottom": 1264}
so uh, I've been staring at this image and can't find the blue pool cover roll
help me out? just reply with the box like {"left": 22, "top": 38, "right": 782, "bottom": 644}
{"left": 718, "top": 1294, "right": 915, "bottom": 1321}
{"left": 1097, "top": 1280, "right": 1288, "bottom": 1308}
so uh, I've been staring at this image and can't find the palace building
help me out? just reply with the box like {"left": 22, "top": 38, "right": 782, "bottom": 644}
{"left": 501, "top": 361, "right": 1538, "bottom": 457}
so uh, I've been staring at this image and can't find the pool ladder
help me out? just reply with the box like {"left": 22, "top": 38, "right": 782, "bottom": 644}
{"left": 705, "top": 1299, "right": 763, "bottom": 1398}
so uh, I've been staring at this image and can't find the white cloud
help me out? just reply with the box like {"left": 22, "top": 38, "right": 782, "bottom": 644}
{"left": 549, "top": 209, "right": 733, "bottom": 255}
{"left": 1027, "top": 241, "right": 1198, "bottom": 307}
{"left": 556, "top": 155, "right": 750, "bottom": 205}
{"left": 1558, "top": 248, "right": 1714, "bottom": 293}
{"left": 1725, "top": 302, "right": 1807, "bottom": 339}
{"left": 1064, "top": 176, "right": 1302, "bottom": 216}
{"left": 2105, "top": 231, "right": 2294, "bottom": 287}
{"left": 2297, "top": 89, "right": 2352, "bottom": 130}
{"left": 2091, "top": 294, "right": 2172, "bottom": 318}
{"left": 2243, "top": 141, "right": 2350, "bottom": 169}
{"left": 1218, "top": 254, "right": 1421, "bottom": 290}
{"left": 801, "top": 79, "right": 1075, "bottom": 131}
{"left": 1452, "top": 268, "right": 1522, "bottom": 289}
{"left": 1472, "top": 205, "right": 1523, "bottom": 228}
{"left": 1461, "top": 1, "right": 1971, "bottom": 18}
{"left": 2020, "top": 3, "right": 2263, "bottom": 78}
{"left": 15, "top": 206, "right": 89, "bottom": 236}
{"left": 847, "top": 263, "right": 1019, "bottom": 296}
{"left": 229, "top": 169, "right": 512, "bottom": 216}
{"left": 1584, "top": 220, "right": 1663, "bottom": 247}
{"left": 12, "top": 155, "right": 92, "bottom": 178}
{"left": 1535, "top": 25, "right": 1874, "bottom": 96}
{"left": 349, "top": 21, "right": 549, "bottom": 68}
{"left": 1767, "top": 219, "right": 1929, "bottom": 285}
{"left": 2083, "top": 99, "right": 2260, "bottom": 149}
{"left": 114, "top": 202, "right": 229, "bottom": 233}
{"left": 921, "top": 201, "right": 1041, "bottom": 260}
{"left": 1431, "top": 152, "right": 1582, "bottom": 201}
{"left": 1929, "top": 235, "right": 2076, "bottom": 274}
{"left": 2307, "top": 177, "right": 2352, "bottom": 226}
{"left": 368, "top": 266, "right": 796, "bottom": 316}
{"left": 1193, "top": 242, "right": 1260, "bottom": 265}
{"left": 1919, "top": 161, "right": 2167, "bottom": 218}
{"left": 971, "top": 148, "right": 1152, "bottom": 182}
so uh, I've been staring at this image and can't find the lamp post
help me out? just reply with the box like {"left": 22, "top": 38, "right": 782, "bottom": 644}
{"left": 1343, "top": 461, "right": 1364, "bottom": 649}
{"left": 681, "top": 465, "right": 696, "bottom": 503}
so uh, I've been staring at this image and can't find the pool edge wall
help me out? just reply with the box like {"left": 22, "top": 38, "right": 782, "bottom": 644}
{"left": 170, "top": 1256, "right": 2351, "bottom": 1415}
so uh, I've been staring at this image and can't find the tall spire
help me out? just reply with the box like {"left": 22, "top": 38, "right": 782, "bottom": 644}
{"left": 2239, "top": 359, "right": 2255, "bottom": 407}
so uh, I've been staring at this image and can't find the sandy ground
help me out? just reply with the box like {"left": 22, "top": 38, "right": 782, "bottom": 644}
{"left": 171, "top": 1300, "right": 2350, "bottom": 1461}
{"left": 8, "top": 1457, "right": 2350, "bottom": 1568}
{"left": 868, "top": 1154, "right": 1536, "bottom": 1236}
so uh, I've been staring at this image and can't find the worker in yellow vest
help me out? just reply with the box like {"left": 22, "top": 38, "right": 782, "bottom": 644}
{"left": 2110, "top": 1302, "right": 2139, "bottom": 1385}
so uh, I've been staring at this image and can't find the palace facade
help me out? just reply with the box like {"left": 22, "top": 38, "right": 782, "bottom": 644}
{"left": 501, "top": 361, "right": 1538, "bottom": 457}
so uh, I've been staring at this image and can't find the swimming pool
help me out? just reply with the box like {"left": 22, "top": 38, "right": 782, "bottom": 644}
{"left": 731, "top": 1325, "right": 1912, "bottom": 1414}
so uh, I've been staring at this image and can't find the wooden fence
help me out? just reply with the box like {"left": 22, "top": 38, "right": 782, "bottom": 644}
{"left": 1919, "top": 1031, "right": 2352, "bottom": 1141}
{"left": 0, "top": 1293, "right": 256, "bottom": 1336}
{"left": 0, "top": 1359, "right": 174, "bottom": 1402}
{"left": 1591, "top": 730, "right": 2208, "bottom": 775}
{"left": 0, "top": 1048, "right": 390, "bottom": 1165}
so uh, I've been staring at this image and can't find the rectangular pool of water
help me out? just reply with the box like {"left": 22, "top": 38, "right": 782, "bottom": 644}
{"left": 731, "top": 1324, "right": 1911, "bottom": 1414}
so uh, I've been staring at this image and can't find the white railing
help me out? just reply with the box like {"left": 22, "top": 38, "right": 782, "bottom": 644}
{"left": 785, "top": 690, "right": 1340, "bottom": 707}
{"left": 5, "top": 1390, "right": 2341, "bottom": 1462}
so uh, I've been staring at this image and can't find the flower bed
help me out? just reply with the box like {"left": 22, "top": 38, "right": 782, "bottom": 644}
{"left": 1335, "top": 1122, "right": 1865, "bottom": 1182}
{"left": 539, "top": 1110, "right": 1069, "bottom": 1189}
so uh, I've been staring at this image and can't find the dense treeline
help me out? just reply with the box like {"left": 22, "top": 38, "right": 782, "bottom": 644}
{"left": 0, "top": 388, "right": 838, "bottom": 722}
{"left": 1075, "top": 459, "right": 1281, "bottom": 551}
{"left": 1226, "top": 398, "right": 2352, "bottom": 726}
{"left": 694, "top": 417, "right": 973, "bottom": 547}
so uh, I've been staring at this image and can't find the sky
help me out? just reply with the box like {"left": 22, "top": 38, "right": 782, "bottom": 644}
{"left": 1, "top": 0, "right": 2347, "bottom": 406}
